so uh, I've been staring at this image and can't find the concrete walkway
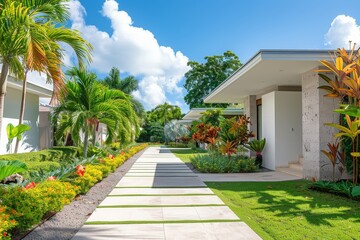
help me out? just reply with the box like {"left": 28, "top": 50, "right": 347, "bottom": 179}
{"left": 73, "top": 147, "right": 261, "bottom": 240}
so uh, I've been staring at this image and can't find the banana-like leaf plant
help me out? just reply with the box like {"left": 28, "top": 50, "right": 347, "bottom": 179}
{"left": 0, "top": 160, "right": 27, "bottom": 182}
{"left": 6, "top": 123, "right": 31, "bottom": 153}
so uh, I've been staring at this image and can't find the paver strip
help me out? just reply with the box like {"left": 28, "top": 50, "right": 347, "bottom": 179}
{"left": 73, "top": 147, "right": 261, "bottom": 240}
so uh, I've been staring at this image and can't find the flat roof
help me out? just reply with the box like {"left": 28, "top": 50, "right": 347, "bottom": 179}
{"left": 204, "top": 49, "right": 333, "bottom": 103}
{"left": 182, "top": 108, "right": 244, "bottom": 120}
{"left": 7, "top": 76, "right": 53, "bottom": 98}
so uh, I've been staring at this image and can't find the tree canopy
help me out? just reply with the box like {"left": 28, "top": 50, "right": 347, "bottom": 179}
{"left": 184, "top": 51, "right": 242, "bottom": 109}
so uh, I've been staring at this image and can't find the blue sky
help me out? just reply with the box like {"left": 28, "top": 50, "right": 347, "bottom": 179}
{"left": 66, "top": 0, "right": 360, "bottom": 113}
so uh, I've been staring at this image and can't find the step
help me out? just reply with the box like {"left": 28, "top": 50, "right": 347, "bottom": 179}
{"left": 288, "top": 163, "right": 303, "bottom": 171}
{"left": 298, "top": 157, "right": 304, "bottom": 165}
{"left": 276, "top": 167, "right": 303, "bottom": 178}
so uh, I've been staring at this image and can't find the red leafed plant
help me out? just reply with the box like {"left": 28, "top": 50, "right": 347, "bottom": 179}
{"left": 219, "top": 140, "right": 237, "bottom": 160}
{"left": 75, "top": 165, "right": 86, "bottom": 177}
{"left": 25, "top": 182, "right": 36, "bottom": 190}
{"left": 321, "top": 142, "right": 346, "bottom": 181}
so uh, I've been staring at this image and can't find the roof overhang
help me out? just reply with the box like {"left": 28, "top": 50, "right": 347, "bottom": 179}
{"left": 204, "top": 49, "right": 333, "bottom": 103}
{"left": 183, "top": 108, "right": 244, "bottom": 120}
{"left": 7, "top": 76, "right": 53, "bottom": 98}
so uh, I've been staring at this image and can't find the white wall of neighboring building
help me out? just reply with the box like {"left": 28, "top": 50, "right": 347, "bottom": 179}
{"left": 261, "top": 91, "right": 302, "bottom": 170}
{"left": 0, "top": 87, "right": 40, "bottom": 154}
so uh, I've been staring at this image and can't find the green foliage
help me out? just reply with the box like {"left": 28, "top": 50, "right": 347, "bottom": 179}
{"left": 0, "top": 160, "right": 27, "bottom": 182}
{"left": 244, "top": 138, "right": 266, "bottom": 167}
{"left": 184, "top": 51, "right": 242, "bottom": 108}
{"left": 191, "top": 154, "right": 257, "bottom": 173}
{"left": 309, "top": 180, "right": 360, "bottom": 199}
{"left": 6, "top": 123, "right": 31, "bottom": 142}
{"left": 0, "top": 181, "right": 77, "bottom": 231}
{"left": 200, "top": 109, "right": 224, "bottom": 126}
{"left": 6, "top": 123, "right": 31, "bottom": 153}
{"left": 148, "top": 102, "right": 182, "bottom": 126}
{"left": 0, "top": 147, "right": 79, "bottom": 163}
{"left": 52, "top": 67, "right": 140, "bottom": 157}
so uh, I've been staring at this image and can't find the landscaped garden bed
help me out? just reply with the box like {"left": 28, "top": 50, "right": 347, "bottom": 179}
{"left": 0, "top": 143, "right": 148, "bottom": 239}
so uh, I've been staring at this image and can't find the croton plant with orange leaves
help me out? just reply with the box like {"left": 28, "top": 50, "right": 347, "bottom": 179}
{"left": 319, "top": 46, "right": 360, "bottom": 184}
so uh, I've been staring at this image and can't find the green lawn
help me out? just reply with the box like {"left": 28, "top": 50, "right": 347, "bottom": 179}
{"left": 170, "top": 148, "right": 208, "bottom": 163}
{"left": 207, "top": 181, "right": 360, "bottom": 240}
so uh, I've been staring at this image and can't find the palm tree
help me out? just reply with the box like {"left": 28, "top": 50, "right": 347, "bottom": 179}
{"left": 53, "top": 67, "right": 139, "bottom": 157}
{"left": 153, "top": 103, "right": 181, "bottom": 144}
{"left": 0, "top": 0, "right": 92, "bottom": 140}
{"left": 14, "top": 24, "right": 92, "bottom": 153}
{"left": 103, "top": 67, "right": 145, "bottom": 120}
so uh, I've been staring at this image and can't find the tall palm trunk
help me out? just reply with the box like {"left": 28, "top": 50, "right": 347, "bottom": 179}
{"left": 83, "top": 122, "right": 89, "bottom": 158}
{"left": 92, "top": 124, "right": 96, "bottom": 146}
{"left": 0, "top": 62, "right": 10, "bottom": 141}
{"left": 14, "top": 70, "right": 29, "bottom": 153}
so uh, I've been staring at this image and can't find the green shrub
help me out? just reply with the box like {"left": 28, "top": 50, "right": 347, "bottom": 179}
{"left": 0, "top": 147, "right": 79, "bottom": 163}
{"left": 309, "top": 180, "right": 360, "bottom": 199}
{"left": 191, "top": 154, "right": 257, "bottom": 173}
{"left": 0, "top": 181, "right": 77, "bottom": 231}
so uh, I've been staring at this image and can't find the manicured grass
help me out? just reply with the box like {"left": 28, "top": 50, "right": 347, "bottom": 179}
{"left": 207, "top": 181, "right": 360, "bottom": 240}
{"left": 170, "top": 148, "right": 208, "bottom": 163}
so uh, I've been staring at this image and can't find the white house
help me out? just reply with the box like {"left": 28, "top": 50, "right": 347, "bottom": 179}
{"left": 204, "top": 50, "right": 338, "bottom": 180}
{"left": 0, "top": 75, "right": 53, "bottom": 154}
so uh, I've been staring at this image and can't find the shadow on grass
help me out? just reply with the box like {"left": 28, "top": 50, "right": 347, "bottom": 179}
{"left": 208, "top": 181, "right": 360, "bottom": 227}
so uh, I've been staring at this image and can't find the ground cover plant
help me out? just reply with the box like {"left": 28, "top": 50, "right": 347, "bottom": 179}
{"left": 191, "top": 154, "right": 257, "bottom": 173}
{"left": 170, "top": 148, "right": 208, "bottom": 163}
{"left": 0, "top": 144, "right": 148, "bottom": 239}
{"left": 207, "top": 181, "right": 360, "bottom": 240}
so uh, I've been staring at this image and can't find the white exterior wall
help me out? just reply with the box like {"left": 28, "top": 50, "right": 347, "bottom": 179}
{"left": 262, "top": 91, "right": 302, "bottom": 170}
{"left": 0, "top": 88, "right": 40, "bottom": 154}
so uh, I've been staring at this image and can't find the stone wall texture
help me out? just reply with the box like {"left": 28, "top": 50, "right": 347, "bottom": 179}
{"left": 302, "top": 67, "right": 340, "bottom": 180}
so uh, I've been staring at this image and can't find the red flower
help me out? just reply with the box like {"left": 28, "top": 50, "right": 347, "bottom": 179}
{"left": 108, "top": 154, "right": 114, "bottom": 159}
{"left": 25, "top": 182, "right": 36, "bottom": 190}
{"left": 3, "top": 232, "right": 7, "bottom": 237}
{"left": 75, "top": 165, "right": 86, "bottom": 177}
{"left": 47, "top": 176, "right": 57, "bottom": 181}
{"left": 121, "top": 151, "right": 125, "bottom": 156}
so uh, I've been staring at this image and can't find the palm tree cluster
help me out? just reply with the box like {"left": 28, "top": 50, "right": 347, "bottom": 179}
{"left": 0, "top": 0, "right": 143, "bottom": 156}
{"left": 0, "top": 0, "right": 92, "bottom": 152}
{"left": 52, "top": 67, "right": 140, "bottom": 157}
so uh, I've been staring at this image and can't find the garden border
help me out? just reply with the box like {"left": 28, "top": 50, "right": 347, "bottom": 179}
{"left": 20, "top": 147, "right": 147, "bottom": 240}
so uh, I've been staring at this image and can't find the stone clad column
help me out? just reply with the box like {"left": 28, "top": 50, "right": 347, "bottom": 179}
{"left": 243, "top": 95, "right": 257, "bottom": 138}
{"left": 302, "top": 67, "right": 340, "bottom": 180}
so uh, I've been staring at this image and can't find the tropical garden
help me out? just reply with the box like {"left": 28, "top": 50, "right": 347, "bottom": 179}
{"left": 0, "top": 1, "right": 148, "bottom": 238}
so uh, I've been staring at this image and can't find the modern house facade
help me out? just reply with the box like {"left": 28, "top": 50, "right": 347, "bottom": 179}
{"left": 0, "top": 76, "right": 53, "bottom": 154}
{"left": 204, "top": 50, "right": 339, "bottom": 180}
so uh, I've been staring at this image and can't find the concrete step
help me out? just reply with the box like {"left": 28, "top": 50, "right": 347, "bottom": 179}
{"left": 276, "top": 167, "right": 303, "bottom": 178}
{"left": 288, "top": 163, "right": 303, "bottom": 171}
{"left": 298, "top": 157, "right": 304, "bottom": 165}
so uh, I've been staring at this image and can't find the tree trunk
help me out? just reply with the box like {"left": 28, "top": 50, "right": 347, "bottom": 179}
{"left": 14, "top": 72, "right": 28, "bottom": 154}
{"left": 92, "top": 124, "right": 96, "bottom": 146}
{"left": 83, "top": 123, "right": 89, "bottom": 158}
{"left": 0, "top": 62, "right": 10, "bottom": 141}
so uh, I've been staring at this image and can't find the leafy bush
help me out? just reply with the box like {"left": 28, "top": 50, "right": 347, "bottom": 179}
{"left": 0, "top": 147, "right": 79, "bottom": 163}
{"left": 309, "top": 180, "right": 360, "bottom": 199}
{"left": 0, "top": 181, "right": 77, "bottom": 231}
{"left": 0, "top": 161, "right": 27, "bottom": 182}
{"left": 191, "top": 154, "right": 257, "bottom": 173}
{"left": 0, "top": 205, "right": 18, "bottom": 240}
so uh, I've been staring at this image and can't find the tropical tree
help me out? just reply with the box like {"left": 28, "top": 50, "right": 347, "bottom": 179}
{"left": 52, "top": 67, "right": 139, "bottom": 157}
{"left": 151, "top": 103, "right": 182, "bottom": 126}
{"left": 103, "top": 67, "right": 145, "bottom": 119}
{"left": 14, "top": 24, "right": 92, "bottom": 153}
{"left": 184, "top": 51, "right": 242, "bottom": 108}
{"left": 0, "top": 0, "right": 89, "bottom": 140}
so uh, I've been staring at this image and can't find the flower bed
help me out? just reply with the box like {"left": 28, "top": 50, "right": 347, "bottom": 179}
{"left": 0, "top": 143, "right": 148, "bottom": 239}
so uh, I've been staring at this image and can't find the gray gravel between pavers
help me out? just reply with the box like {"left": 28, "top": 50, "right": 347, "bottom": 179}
{"left": 22, "top": 148, "right": 147, "bottom": 240}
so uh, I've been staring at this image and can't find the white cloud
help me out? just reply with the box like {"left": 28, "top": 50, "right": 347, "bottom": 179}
{"left": 66, "top": 0, "right": 190, "bottom": 109}
{"left": 325, "top": 15, "right": 360, "bottom": 48}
